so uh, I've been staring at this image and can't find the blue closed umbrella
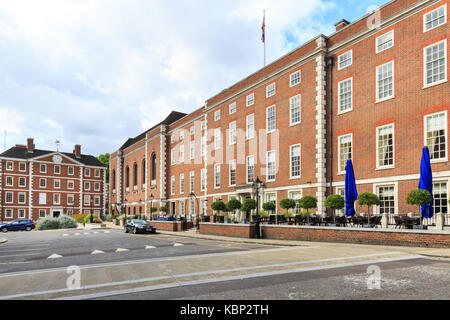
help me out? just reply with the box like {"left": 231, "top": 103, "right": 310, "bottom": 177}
{"left": 345, "top": 159, "right": 358, "bottom": 217}
{"left": 419, "top": 147, "right": 433, "bottom": 219}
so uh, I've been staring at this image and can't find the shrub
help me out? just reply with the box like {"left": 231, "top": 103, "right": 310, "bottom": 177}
{"left": 159, "top": 206, "right": 167, "bottom": 213}
{"left": 357, "top": 192, "right": 380, "bottom": 223}
{"left": 37, "top": 217, "right": 60, "bottom": 230}
{"left": 407, "top": 189, "right": 432, "bottom": 219}
{"left": 325, "top": 194, "right": 345, "bottom": 223}
{"left": 241, "top": 198, "right": 257, "bottom": 214}
{"left": 280, "top": 199, "right": 296, "bottom": 212}
{"left": 74, "top": 214, "right": 89, "bottom": 224}
{"left": 57, "top": 215, "right": 77, "bottom": 229}
{"left": 262, "top": 202, "right": 276, "bottom": 214}
{"left": 211, "top": 201, "right": 226, "bottom": 213}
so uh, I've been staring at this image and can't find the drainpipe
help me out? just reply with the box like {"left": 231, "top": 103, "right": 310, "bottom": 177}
{"left": 326, "top": 57, "right": 334, "bottom": 198}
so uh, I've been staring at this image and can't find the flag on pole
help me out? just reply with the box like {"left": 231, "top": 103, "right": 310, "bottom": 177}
{"left": 261, "top": 11, "right": 265, "bottom": 43}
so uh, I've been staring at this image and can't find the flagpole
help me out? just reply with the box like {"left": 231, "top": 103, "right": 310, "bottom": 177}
{"left": 263, "top": 10, "right": 266, "bottom": 67}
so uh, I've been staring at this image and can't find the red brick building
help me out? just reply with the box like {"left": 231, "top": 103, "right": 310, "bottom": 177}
{"left": 110, "top": 0, "right": 449, "bottom": 225}
{"left": 0, "top": 138, "right": 106, "bottom": 222}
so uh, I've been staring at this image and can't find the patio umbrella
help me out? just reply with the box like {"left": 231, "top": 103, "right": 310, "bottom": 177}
{"left": 418, "top": 147, "right": 433, "bottom": 219}
{"left": 345, "top": 159, "right": 358, "bottom": 217}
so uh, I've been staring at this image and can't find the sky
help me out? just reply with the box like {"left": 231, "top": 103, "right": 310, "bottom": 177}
{"left": 0, "top": 0, "right": 387, "bottom": 156}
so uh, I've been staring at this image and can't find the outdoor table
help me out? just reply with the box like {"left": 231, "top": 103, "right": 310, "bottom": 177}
{"left": 404, "top": 216, "right": 421, "bottom": 229}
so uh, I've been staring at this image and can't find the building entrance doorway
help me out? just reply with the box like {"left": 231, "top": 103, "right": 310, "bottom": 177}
{"left": 52, "top": 211, "right": 61, "bottom": 218}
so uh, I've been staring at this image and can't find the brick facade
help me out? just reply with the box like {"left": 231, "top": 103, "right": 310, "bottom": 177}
{"left": 110, "top": 0, "right": 450, "bottom": 226}
{"left": 0, "top": 139, "right": 106, "bottom": 221}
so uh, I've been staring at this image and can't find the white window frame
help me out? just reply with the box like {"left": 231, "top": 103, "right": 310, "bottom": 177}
{"left": 54, "top": 165, "right": 61, "bottom": 175}
{"left": 39, "top": 209, "right": 46, "bottom": 218}
{"left": 246, "top": 155, "right": 255, "bottom": 184}
{"left": 5, "top": 209, "right": 12, "bottom": 218}
{"left": 54, "top": 179, "right": 61, "bottom": 189}
{"left": 18, "top": 209, "right": 25, "bottom": 218}
{"left": 85, "top": 181, "right": 90, "bottom": 191}
{"left": 171, "top": 176, "right": 175, "bottom": 195}
{"left": 53, "top": 193, "right": 61, "bottom": 205}
{"left": 266, "top": 105, "right": 276, "bottom": 133}
{"left": 5, "top": 161, "right": 13, "bottom": 171}
{"left": 19, "top": 162, "right": 26, "bottom": 172}
{"left": 290, "top": 70, "right": 301, "bottom": 87}
{"left": 180, "top": 145, "right": 184, "bottom": 163}
{"left": 68, "top": 166, "right": 74, "bottom": 175}
{"left": 201, "top": 169, "right": 206, "bottom": 192}
{"left": 246, "top": 114, "right": 255, "bottom": 140}
{"left": 190, "top": 126, "right": 195, "bottom": 136}
{"left": 214, "top": 164, "right": 221, "bottom": 189}
{"left": 5, "top": 192, "right": 13, "bottom": 204}
{"left": 84, "top": 168, "right": 90, "bottom": 177}
{"left": 68, "top": 180, "right": 74, "bottom": 190}
{"left": 338, "top": 50, "right": 352, "bottom": 70}
{"left": 229, "top": 159, "right": 236, "bottom": 186}
{"left": 84, "top": 195, "right": 90, "bottom": 206}
{"left": 214, "top": 128, "right": 221, "bottom": 150}
{"left": 18, "top": 177, "right": 26, "bottom": 187}
{"left": 376, "top": 123, "right": 395, "bottom": 170}
{"left": 266, "top": 150, "right": 276, "bottom": 182}
{"left": 190, "top": 141, "right": 195, "bottom": 160}
{"left": 423, "top": 4, "right": 447, "bottom": 32}
{"left": 67, "top": 194, "right": 75, "bottom": 205}
{"left": 246, "top": 93, "right": 255, "bottom": 107}
{"left": 424, "top": 110, "right": 448, "bottom": 163}
{"left": 337, "top": 77, "right": 353, "bottom": 114}
{"left": 40, "top": 178, "right": 46, "bottom": 188}
{"left": 94, "top": 182, "right": 100, "bottom": 191}
{"left": 423, "top": 39, "right": 447, "bottom": 88}
{"left": 171, "top": 149, "right": 176, "bottom": 165}
{"left": 375, "top": 60, "right": 395, "bottom": 103}
{"left": 214, "top": 110, "right": 221, "bottom": 121}
{"left": 190, "top": 171, "right": 195, "bottom": 193}
{"left": 229, "top": 102, "right": 236, "bottom": 115}
{"left": 180, "top": 130, "right": 185, "bottom": 140}
{"left": 18, "top": 192, "right": 26, "bottom": 204}
{"left": 180, "top": 173, "right": 184, "bottom": 194}
{"left": 290, "top": 144, "right": 301, "bottom": 179}
{"left": 338, "top": 133, "right": 353, "bottom": 175}
{"left": 40, "top": 164, "right": 46, "bottom": 173}
{"left": 5, "top": 176, "right": 13, "bottom": 187}
{"left": 266, "top": 193, "right": 277, "bottom": 214}
{"left": 94, "top": 195, "right": 100, "bottom": 206}
{"left": 373, "top": 182, "right": 398, "bottom": 217}
{"left": 376, "top": 30, "right": 394, "bottom": 54}
{"left": 39, "top": 193, "right": 46, "bottom": 205}
{"left": 94, "top": 169, "right": 100, "bottom": 178}
{"left": 290, "top": 94, "right": 301, "bottom": 125}
{"left": 229, "top": 121, "right": 236, "bottom": 145}
{"left": 266, "top": 82, "right": 276, "bottom": 98}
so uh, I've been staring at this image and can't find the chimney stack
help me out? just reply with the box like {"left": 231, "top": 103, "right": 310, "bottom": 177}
{"left": 334, "top": 19, "right": 350, "bottom": 32}
{"left": 27, "top": 138, "right": 35, "bottom": 153}
{"left": 74, "top": 144, "right": 81, "bottom": 158}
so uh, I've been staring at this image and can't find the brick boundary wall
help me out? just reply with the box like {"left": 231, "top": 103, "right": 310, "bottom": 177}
{"left": 199, "top": 223, "right": 255, "bottom": 239}
{"left": 150, "top": 221, "right": 193, "bottom": 232}
{"left": 261, "top": 225, "right": 450, "bottom": 248}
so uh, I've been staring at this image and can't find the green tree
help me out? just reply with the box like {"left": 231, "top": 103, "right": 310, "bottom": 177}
{"left": 280, "top": 199, "right": 296, "bottom": 214}
{"left": 357, "top": 192, "right": 380, "bottom": 224}
{"left": 406, "top": 189, "right": 432, "bottom": 224}
{"left": 298, "top": 196, "right": 317, "bottom": 224}
{"left": 241, "top": 198, "right": 257, "bottom": 221}
{"left": 211, "top": 200, "right": 226, "bottom": 215}
{"left": 227, "top": 198, "right": 242, "bottom": 217}
{"left": 262, "top": 202, "right": 276, "bottom": 215}
{"left": 97, "top": 153, "right": 110, "bottom": 183}
{"left": 325, "top": 194, "right": 345, "bottom": 224}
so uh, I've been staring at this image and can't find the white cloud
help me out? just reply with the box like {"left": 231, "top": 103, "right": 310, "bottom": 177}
{"left": 0, "top": 0, "right": 337, "bottom": 155}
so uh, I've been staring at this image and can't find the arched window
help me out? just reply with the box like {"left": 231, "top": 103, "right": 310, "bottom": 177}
{"left": 112, "top": 170, "right": 116, "bottom": 189}
{"left": 125, "top": 166, "right": 130, "bottom": 188}
{"left": 151, "top": 154, "right": 157, "bottom": 181}
{"left": 142, "top": 160, "right": 146, "bottom": 184}
{"left": 133, "top": 163, "right": 138, "bottom": 186}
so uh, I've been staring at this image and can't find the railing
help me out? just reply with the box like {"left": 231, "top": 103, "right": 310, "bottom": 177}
{"left": 388, "top": 213, "right": 450, "bottom": 226}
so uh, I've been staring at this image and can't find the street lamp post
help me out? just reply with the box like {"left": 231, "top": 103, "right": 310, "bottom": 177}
{"left": 149, "top": 193, "right": 154, "bottom": 220}
{"left": 90, "top": 198, "right": 94, "bottom": 223}
{"left": 252, "top": 177, "right": 265, "bottom": 239}
{"left": 187, "top": 192, "right": 197, "bottom": 229}
{"left": 123, "top": 198, "right": 128, "bottom": 226}
{"left": 138, "top": 199, "right": 142, "bottom": 220}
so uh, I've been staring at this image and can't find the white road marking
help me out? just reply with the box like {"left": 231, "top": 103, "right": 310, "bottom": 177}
{"left": 104, "top": 231, "right": 110, "bottom": 234}
{"left": 63, "top": 234, "right": 69, "bottom": 237}
{"left": 0, "top": 254, "right": 422, "bottom": 300}
{"left": 115, "top": 248, "right": 129, "bottom": 252}
{"left": 173, "top": 243, "right": 183, "bottom": 247}
{"left": 145, "top": 246, "right": 156, "bottom": 249}
{"left": 75, "top": 233, "right": 81, "bottom": 236}
{"left": 91, "top": 250, "right": 105, "bottom": 255}
{"left": 0, "top": 246, "right": 315, "bottom": 278}
{"left": 47, "top": 254, "right": 63, "bottom": 259}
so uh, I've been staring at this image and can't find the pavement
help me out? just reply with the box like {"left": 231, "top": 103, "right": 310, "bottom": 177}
{"left": 104, "top": 222, "right": 450, "bottom": 259}
{"left": 0, "top": 224, "right": 448, "bottom": 300}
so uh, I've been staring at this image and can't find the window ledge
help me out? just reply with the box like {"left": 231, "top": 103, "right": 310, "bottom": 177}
{"left": 423, "top": 79, "right": 448, "bottom": 89}
{"left": 375, "top": 96, "right": 395, "bottom": 104}
{"left": 337, "top": 109, "right": 353, "bottom": 116}
{"left": 430, "top": 158, "right": 448, "bottom": 164}
{"left": 376, "top": 166, "right": 395, "bottom": 171}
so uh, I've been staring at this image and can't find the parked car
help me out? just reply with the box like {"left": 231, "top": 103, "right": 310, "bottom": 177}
{"left": 124, "top": 219, "right": 156, "bottom": 234}
{"left": 0, "top": 219, "right": 36, "bottom": 233}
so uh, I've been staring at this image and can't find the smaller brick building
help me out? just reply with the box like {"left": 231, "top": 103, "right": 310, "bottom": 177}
{"left": 0, "top": 138, "right": 107, "bottom": 222}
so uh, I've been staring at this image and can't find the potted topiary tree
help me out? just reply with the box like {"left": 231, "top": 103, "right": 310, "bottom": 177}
{"left": 227, "top": 198, "right": 242, "bottom": 224}
{"left": 357, "top": 192, "right": 380, "bottom": 227}
{"left": 298, "top": 196, "right": 317, "bottom": 225}
{"left": 211, "top": 200, "right": 226, "bottom": 223}
{"left": 280, "top": 199, "right": 296, "bottom": 225}
{"left": 406, "top": 189, "right": 432, "bottom": 230}
{"left": 262, "top": 202, "right": 276, "bottom": 223}
{"left": 150, "top": 207, "right": 158, "bottom": 220}
{"left": 241, "top": 198, "right": 257, "bottom": 224}
{"left": 325, "top": 194, "right": 345, "bottom": 226}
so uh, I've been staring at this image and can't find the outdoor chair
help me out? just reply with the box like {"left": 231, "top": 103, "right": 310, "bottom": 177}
{"left": 336, "top": 215, "right": 347, "bottom": 227}
{"left": 294, "top": 215, "right": 303, "bottom": 225}
{"left": 393, "top": 215, "right": 404, "bottom": 229}
{"left": 370, "top": 215, "right": 382, "bottom": 228}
